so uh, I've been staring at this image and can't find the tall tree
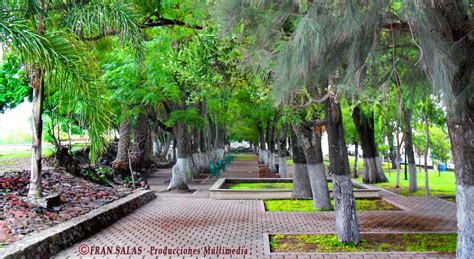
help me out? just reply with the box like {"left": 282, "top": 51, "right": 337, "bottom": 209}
{"left": 0, "top": 3, "right": 114, "bottom": 198}
{"left": 290, "top": 128, "right": 313, "bottom": 198}
{"left": 277, "top": 123, "right": 290, "bottom": 178}
{"left": 352, "top": 106, "right": 388, "bottom": 183}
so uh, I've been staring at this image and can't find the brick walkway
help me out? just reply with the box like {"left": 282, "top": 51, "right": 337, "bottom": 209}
{"left": 56, "top": 155, "right": 457, "bottom": 258}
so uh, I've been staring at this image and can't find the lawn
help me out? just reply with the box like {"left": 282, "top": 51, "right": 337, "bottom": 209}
{"left": 287, "top": 159, "right": 330, "bottom": 166}
{"left": 227, "top": 182, "right": 294, "bottom": 190}
{"left": 0, "top": 144, "right": 86, "bottom": 161}
{"left": 235, "top": 154, "right": 257, "bottom": 161}
{"left": 264, "top": 199, "right": 399, "bottom": 212}
{"left": 270, "top": 233, "right": 457, "bottom": 253}
{"left": 0, "top": 149, "right": 33, "bottom": 159}
{"left": 348, "top": 156, "right": 400, "bottom": 171}
{"left": 374, "top": 170, "right": 455, "bottom": 197}
{"left": 227, "top": 182, "right": 334, "bottom": 190}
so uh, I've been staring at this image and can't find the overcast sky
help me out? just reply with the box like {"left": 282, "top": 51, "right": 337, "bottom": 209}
{"left": 0, "top": 102, "right": 32, "bottom": 138}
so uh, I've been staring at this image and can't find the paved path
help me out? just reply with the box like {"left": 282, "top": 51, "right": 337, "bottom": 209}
{"left": 56, "top": 155, "right": 457, "bottom": 258}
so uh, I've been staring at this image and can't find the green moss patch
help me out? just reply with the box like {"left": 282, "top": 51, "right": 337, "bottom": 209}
{"left": 235, "top": 155, "right": 257, "bottom": 161}
{"left": 227, "top": 182, "right": 336, "bottom": 190}
{"left": 227, "top": 182, "right": 294, "bottom": 190}
{"left": 270, "top": 233, "right": 456, "bottom": 253}
{"left": 264, "top": 199, "right": 400, "bottom": 212}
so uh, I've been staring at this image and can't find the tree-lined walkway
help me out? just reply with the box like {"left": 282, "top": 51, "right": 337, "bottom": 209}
{"left": 56, "top": 156, "right": 456, "bottom": 258}
{"left": 146, "top": 156, "right": 259, "bottom": 199}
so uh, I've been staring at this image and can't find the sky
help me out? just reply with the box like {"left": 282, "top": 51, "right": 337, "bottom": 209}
{"left": 1, "top": 45, "right": 32, "bottom": 139}
{"left": 0, "top": 102, "right": 32, "bottom": 138}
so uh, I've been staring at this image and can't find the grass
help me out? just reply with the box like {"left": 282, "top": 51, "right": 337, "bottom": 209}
{"left": 0, "top": 147, "right": 55, "bottom": 160}
{"left": 0, "top": 149, "right": 32, "bottom": 159}
{"left": 227, "top": 182, "right": 334, "bottom": 190}
{"left": 264, "top": 199, "right": 399, "bottom": 212}
{"left": 235, "top": 154, "right": 256, "bottom": 161}
{"left": 270, "top": 233, "right": 457, "bottom": 253}
{"left": 286, "top": 159, "right": 330, "bottom": 167}
{"left": 374, "top": 170, "right": 455, "bottom": 197}
{"left": 0, "top": 143, "right": 87, "bottom": 161}
{"left": 228, "top": 182, "right": 294, "bottom": 190}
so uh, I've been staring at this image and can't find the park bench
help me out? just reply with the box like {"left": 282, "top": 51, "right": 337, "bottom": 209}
{"left": 224, "top": 154, "right": 234, "bottom": 164}
{"left": 209, "top": 162, "right": 221, "bottom": 178}
{"left": 217, "top": 159, "right": 227, "bottom": 172}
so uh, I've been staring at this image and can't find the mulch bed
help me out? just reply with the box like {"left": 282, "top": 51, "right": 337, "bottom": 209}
{"left": 258, "top": 166, "right": 280, "bottom": 178}
{"left": 0, "top": 170, "right": 132, "bottom": 245}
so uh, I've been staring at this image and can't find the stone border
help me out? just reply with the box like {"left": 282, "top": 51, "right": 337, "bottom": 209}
{"left": 0, "top": 189, "right": 156, "bottom": 259}
{"left": 209, "top": 178, "right": 380, "bottom": 200}
{"left": 209, "top": 178, "right": 293, "bottom": 200}
{"left": 262, "top": 231, "right": 457, "bottom": 256}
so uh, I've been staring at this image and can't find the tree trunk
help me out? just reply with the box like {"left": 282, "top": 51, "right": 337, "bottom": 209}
{"left": 112, "top": 119, "right": 132, "bottom": 177}
{"left": 130, "top": 110, "right": 150, "bottom": 172}
{"left": 353, "top": 143, "right": 359, "bottom": 178}
{"left": 145, "top": 128, "right": 153, "bottom": 162}
{"left": 418, "top": 154, "right": 422, "bottom": 173}
{"left": 424, "top": 117, "right": 430, "bottom": 197}
{"left": 161, "top": 133, "right": 172, "bottom": 160}
{"left": 278, "top": 124, "right": 290, "bottom": 178}
{"left": 448, "top": 108, "right": 474, "bottom": 258}
{"left": 214, "top": 124, "right": 225, "bottom": 160}
{"left": 28, "top": 66, "right": 44, "bottom": 198}
{"left": 28, "top": 14, "right": 46, "bottom": 198}
{"left": 263, "top": 119, "right": 271, "bottom": 165}
{"left": 326, "top": 96, "right": 360, "bottom": 244}
{"left": 395, "top": 129, "right": 401, "bottom": 188}
{"left": 257, "top": 121, "right": 267, "bottom": 163}
{"left": 190, "top": 127, "right": 200, "bottom": 177}
{"left": 167, "top": 122, "right": 190, "bottom": 191}
{"left": 198, "top": 119, "right": 211, "bottom": 174}
{"left": 151, "top": 129, "right": 159, "bottom": 158}
{"left": 290, "top": 129, "right": 312, "bottom": 198}
{"left": 403, "top": 106, "right": 417, "bottom": 193}
{"left": 387, "top": 132, "right": 397, "bottom": 169}
{"left": 406, "top": 2, "right": 473, "bottom": 255}
{"left": 352, "top": 106, "right": 387, "bottom": 183}
{"left": 292, "top": 122, "right": 332, "bottom": 210}
{"left": 268, "top": 119, "right": 277, "bottom": 172}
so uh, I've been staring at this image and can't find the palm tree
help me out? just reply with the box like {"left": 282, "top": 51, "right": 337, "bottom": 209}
{"left": 0, "top": 0, "right": 142, "bottom": 198}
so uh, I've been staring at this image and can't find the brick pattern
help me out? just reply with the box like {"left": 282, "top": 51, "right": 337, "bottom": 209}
{"left": 55, "top": 156, "right": 457, "bottom": 259}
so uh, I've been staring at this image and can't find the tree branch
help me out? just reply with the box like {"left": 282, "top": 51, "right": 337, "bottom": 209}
{"left": 302, "top": 119, "right": 326, "bottom": 127}
{"left": 296, "top": 92, "right": 331, "bottom": 109}
{"left": 155, "top": 119, "right": 173, "bottom": 133}
{"left": 80, "top": 17, "right": 203, "bottom": 41}
{"left": 141, "top": 18, "right": 203, "bottom": 30}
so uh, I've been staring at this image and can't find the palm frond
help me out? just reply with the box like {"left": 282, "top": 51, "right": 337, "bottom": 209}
{"left": 0, "top": 10, "right": 51, "bottom": 67}
{"left": 42, "top": 32, "right": 112, "bottom": 161}
{"left": 65, "top": 0, "right": 144, "bottom": 59}
{"left": 0, "top": 11, "right": 111, "bottom": 161}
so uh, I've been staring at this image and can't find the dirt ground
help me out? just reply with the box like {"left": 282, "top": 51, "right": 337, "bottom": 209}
{"left": 0, "top": 157, "right": 31, "bottom": 174}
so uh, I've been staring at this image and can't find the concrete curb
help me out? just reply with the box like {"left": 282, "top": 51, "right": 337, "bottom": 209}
{"left": 0, "top": 189, "right": 156, "bottom": 259}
